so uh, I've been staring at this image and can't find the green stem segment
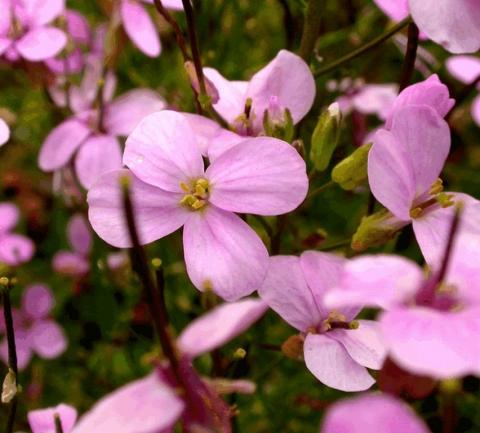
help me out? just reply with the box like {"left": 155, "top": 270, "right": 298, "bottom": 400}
{"left": 314, "top": 17, "right": 410, "bottom": 77}
{"left": 299, "top": 0, "right": 323, "bottom": 63}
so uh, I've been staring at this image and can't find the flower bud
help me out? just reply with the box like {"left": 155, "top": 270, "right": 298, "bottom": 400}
{"left": 331, "top": 142, "right": 372, "bottom": 190}
{"left": 310, "top": 102, "right": 342, "bottom": 172}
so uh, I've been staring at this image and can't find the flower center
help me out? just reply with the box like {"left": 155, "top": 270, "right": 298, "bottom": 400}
{"left": 179, "top": 178, "right": 210, "bottom": 211}
{"left": 317, "top": 310, "right": 359, "bottom": 333}
{"left": 409, "top": 178, "right": 454, "bottom": 219}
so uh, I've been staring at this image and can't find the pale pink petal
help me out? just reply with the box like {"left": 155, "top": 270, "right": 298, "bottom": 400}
{"left": 104, "top": 88, "right": 166, "bottom": 136}
{"left": 22, "top": 284, "right": 54, "bottom": 320}
{"left": 30, "top": 319, "right": 67, "bottom": 359}
{"left": 303, "top": 333, "right": 375, "bottom": 392}
{"left": 325, "top": 255, "right": 423, "bottom": 310}
{"left": 258, "top": 255, "right": 323, "bottom": 332}
{"left": 382, "top": 306, "right": 480, "bottom": 378}
{"left": 246, "top": 50, "right": 316, "bottom": 130}
{"left": 0, "top": 328, "right": 33, "bottom": 370}
{"left": 120, "top": 0, "right": 161, "bottom": 57}
{"left": 65, "top": 9, "right": 90, "bottom": 43}
{"left": 183, "top": 206, "right": 268, "bottom": 301}
{"left": 151, "top": 0, "right": 183, "bottom": 10}
{"left": 0, "top": 118, "right": 10, "bottom": 146}
{"left": 206, "top": 129, "right": 249, "bottom": 162}
{"left": 369, "top": 106, "right": 450, "bottom": 220}
{"left": 329, "top": 320, "right": 387, "bottom": 370}
{"left": 123, "top": 111, "right": 205, "bottom": 193}
{"left": 203, "top": 67, "right": 247, "bottom": 124}
{"left": 38, "top": 119, "right": 90, "bottom": 171}
{"left": 178, "top": 298, "right": 268, "bottom": 358}
{"left": 15, "top": 0, "right": 65, "bottom": 26}
{"left": 53, "top": 251, "right": 90, "bottom": 276}
{"left": 446, "top": 55, "right": 480, "bottom": 84}
{"left": 74, "top": 135, "right": 123, "bottom": 189}
{"left": 15, "top": 27, "right": 67, "bottom": 61}
{"left": 321, "top": 394, "right": 430, "bottom": 433}
{"left": 472, "top": 94, "right": 480, "bottom": 126}
{"left": 409, "top": 0, "right": 480, "bottom": 54}
{"left": 28, "top": 404, "right": 77, "bottom": 433}
{"left": 373, "top": 0, "right": 409, "bottom": 21}
{"left": 0, "top": 202, "right": 19, "bottom": 233}
{"left": 70, "top": 373, "right": 184, "bottom": 433}
{"left": 0, "top": 0, "right": 11, "bottom": 35}
{"left": 206, "top": 137, "right": 308, "bottom": 215}
{"left": 67, "top": 214, "right": 92, "bottom": 255}
{"left": 351, "top": 84, "right": 398, "bottom": 120}
{"left": 87, "top": 169, "right": 188, "bottom": 248}
{"left": 0, "top": 233, "right": 35, "bottom": 266}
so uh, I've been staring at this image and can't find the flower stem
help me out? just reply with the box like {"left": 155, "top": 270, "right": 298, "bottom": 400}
{"left": 299, "top": 0, "right": 323, "bottom": 63}
{"left": 398, "top": 22, "right": 419, "bottom": 91}
{"left": 436, "top": 205, "right": 462, "bottom": 284}
{"left": 54, "top": 414, "right": 64, "bottom": 433}
{"left": 313, "top": 17, "right": 410, "bottom": 77}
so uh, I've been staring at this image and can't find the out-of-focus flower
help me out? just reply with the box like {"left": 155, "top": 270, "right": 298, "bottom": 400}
{"left": 373, "top": 0, "right": 480, "bottom": 54}
{"left": 0, "top": 202, "right": 34, "bottom": 266}
{"left": 88, "top": 110, "right": 308, "bottom": 301}
{"left": 446, "top": 55, "right": 480, "bottom": 126}
{"left": 0, "top": 0, "right": 67, "bottom": 62}
{"left": 258, "top": 251, "right": 387, "bottom": 391}
{"left": 0, "top": 284, "right": 67, "bottom": 370}
{"left": 0, "top": 118, "right": 10, "bottom": 146}
{"left": 28, "top": 404, "right": 77, "bottom": 433}
{"left": 119, "top": 0, "right": 183, "bottom": 57}
{"left": 321, "top": 393, "right": 431, "bottom": 433}
{"left": 39, "top": 55, "right": 166, "bottom": 189}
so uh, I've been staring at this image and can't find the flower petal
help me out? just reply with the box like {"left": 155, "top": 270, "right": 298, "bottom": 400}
{"left": 38, "top": 119, "right": 91, "bottom": 171}
{"left": 0, "top": 118, "right": 10, "bottom": 146}
{"left": 409, "top": 0, "right": 480, "bottom": 54}
{"left": 104, "top": 88, "right": 166, "bottom": 137}
{"left": 183, "top": 206, "right": 268, "bottom": 301}
{"left": 30, "top": 319, "right": 67, "bottom": 359}
{"left": 373, "top": 0, "right": 409, "bottom": 21}
{"left": 70, "top": 373, "right": 184, "bottom": 433}
{"left": 74, "top": 135, "right": 123, "bottom": 189}
{"left": 53, "top": 251, "right": 90, "bottom": 277}
{"left": 0, "top": 233, "right": 35, "bottom": 266}
{"left": 28, "top": 404, "right": 77, "bottom": 433}
{"left": 0, "top": 328, "right": 33, "bottom": 370}
{"left": 207, "top": 137, "right": 308, "bottom": 215}
{"left": 67, "top": 214, "right": 92, "bottom": 255}
{"left": 303, "top": 333, "right": 375, "bottom": 392}
{"left": 87, "top": 169, "right": 188, "bottom": 248}
{"left": 258, "top": 255, "right": 322, "bottom": 332}
{"left": 15, "top": 0, "right": 65, "bottom": 26}
{"left": 16, "top": 27, "right": 67, "bottom": 61}
{"left": 124, "top": 111, "right": 205, "bottom": 193}
{"left": 22, "top": 284, "right": 54, "bottom": 320}
{"left": 178, "top": 298, "right": 268, "bottom": 358}
{"left": 446, "top": 55, "right": 480, "bottom": 84}
{"left": 0, "top": 202, "right": 19, "bottom": 233}
{"left": 120, "top": 0, "right": 161, "bottom": 57}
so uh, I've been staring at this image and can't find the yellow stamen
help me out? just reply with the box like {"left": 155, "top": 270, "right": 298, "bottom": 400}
{"left": 179, "top": 178, "right": 210, "bottom": 211}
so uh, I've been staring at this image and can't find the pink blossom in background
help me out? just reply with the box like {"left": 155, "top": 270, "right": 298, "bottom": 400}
{"left": 446, "top": 55, "right": 480, "bottom": 126}
{"left": 258, "top": 251, "right": 387, "bottom": 391}
{"left": 203, "top": 50, "right": 316, "bottom": 136}
{"left": 0, "top": 284, "right": 67, "bottom": 370}
{"left": 39, "top": 54, "right": 166, "bottom": 189}
{"left": 373, "top": 0, "right": 409, "bottom": 22}
{"left": 119, "top": 0, "right": 183, "bottom": 57}
{"left": 0, "top": 117, "right": 10, "bottom": 146}
{"left": 28, "top": 404, "right": 77, "bottom": 433}
{"left": 0, "top": 0, "right": 67, "bottom": 62}
{"left": 321, "top": 393, "right": 431, "bottom": 433}
{"left": 0, "top": 202, "right": 34, "bottom": 266}
{"left": 88, "top": 110, "right": 308, "bottom": 301}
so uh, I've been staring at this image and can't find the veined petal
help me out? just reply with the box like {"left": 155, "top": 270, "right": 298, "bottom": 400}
{"left": 15, "top": 0, "right": 65, "bottom": 26}
{"left": 446, "top": 55, "right": 480, "bottom": 84}
{"left": 183, "top": 206, "right": 269, "bottom": 301}
{"left": 207, "top": 137, "right": 308, "bottom": 215}
{"left": 373, "top": 0, "right": 409, "bottom": 21}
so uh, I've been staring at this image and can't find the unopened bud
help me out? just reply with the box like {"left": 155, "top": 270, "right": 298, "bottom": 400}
{"left": 310, "top": 102, "right": 342, "bottom": 172}
{"left": 233, "top": 348, "right": 247, "bottom": 360}
{"left": 331, "top": 142, "right": 372, "bottom": 190}
{"left": 281, "top": 334, "right": 304, "bottom": 361}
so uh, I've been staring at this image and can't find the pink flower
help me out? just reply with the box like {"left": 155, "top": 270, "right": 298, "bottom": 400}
{"left": 28, "top": 404, "right": 77, "bottom": 433}
{"left": 204, "top": 50, "right": 316, "bottom": 136}
{"left": 321, "top": 393, "right": 431, "bottom": 433}
{"left": 0, "top": 117, "right": 10, "bottom": 146}
{"left": 39, "top": 56, "right": 166, "bottom": 189}
{"left": 119, "top": 0, "right": 183, "bottom": 57}
{"left": 0, "top": 284, "right": 67, "bottom": 370}
{"left": 373, "top": 0, "right": 480, "bottom": 54}
{"left": 325, "top": 243, "right": 480, "bottom": 378}
{"left": 0, "top": 202, "right": 34, "bottom": 266}
{"left": 446, "top": 55, "right": 480, "bottom": 126}
{"left": 88, "top": 110, "right": 308, "bottom": 301}
{"left": 258, "top": 251, "right": 387, "bottom": 391}
{"left": 0, "top": 0, "right": 67, "bottom": 62}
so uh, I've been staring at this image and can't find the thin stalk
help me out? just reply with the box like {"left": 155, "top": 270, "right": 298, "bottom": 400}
{"left": 54, "top": 414, "right": 64, "bottom": 433}
{"left": 398, "top": 22, "right": 419, "bottom": 91}
{"left": 446, "top": 74, "right": 480, "bottom": 121}
{"left": 436, "top": 205, "right": 462, "bottom": 284}
{"left": 278, "top": 0, "right": 295, "bottom": 50}
{"left": 299, "top": 0, "right": 323, "bottom": 63}
{"left": 314, "top": 17, "right": 410, "bottom": 77}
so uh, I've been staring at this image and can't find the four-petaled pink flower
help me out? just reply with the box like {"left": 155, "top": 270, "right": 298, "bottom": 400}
{"left": 88, "top": 110, "right": 308, "bottom": 301}
{"left": 0, "top": 284, "right": 67, "bottom": 370}
{"left": 0, "top": 202, "right": 34, "bottom": 266}
{"left": 0, "top": 0, "right": 67, "bottom": 62}
{"left": 258, "top": 251, "right": 387, "bottom": 391}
